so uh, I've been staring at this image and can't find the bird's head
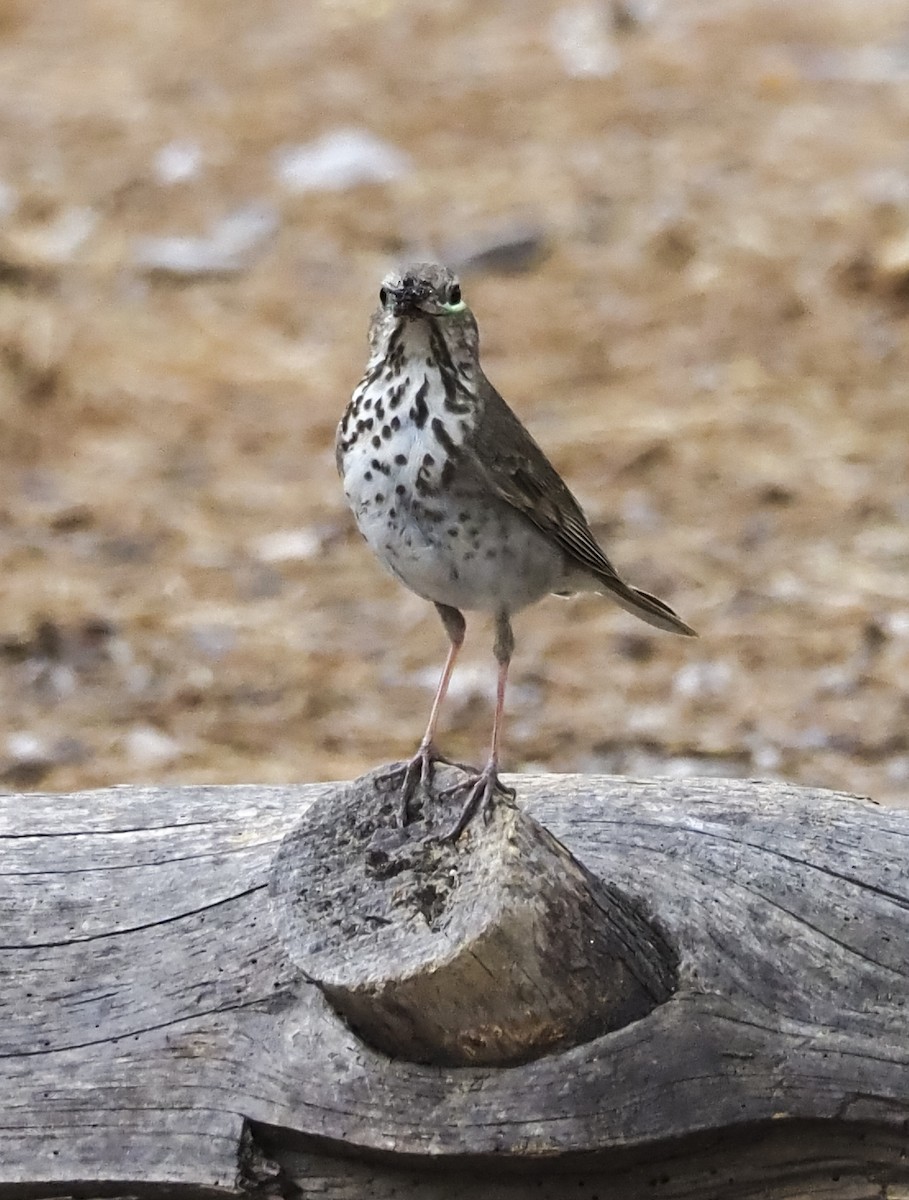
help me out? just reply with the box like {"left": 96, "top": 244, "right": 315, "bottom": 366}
{"left": 367, "top": 262, "right": 479, "bottom": 366}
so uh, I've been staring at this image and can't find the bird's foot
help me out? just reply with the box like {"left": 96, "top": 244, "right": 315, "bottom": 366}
{"left": 439, "top": 759, "right": 515, "bottom": 842}
{"left": 383, "top": 742, "right": 476, "bottom": 826}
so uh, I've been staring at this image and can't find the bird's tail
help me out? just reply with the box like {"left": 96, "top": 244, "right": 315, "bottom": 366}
{"left": 598, "top": 576, "right": 697, "bottom": 637}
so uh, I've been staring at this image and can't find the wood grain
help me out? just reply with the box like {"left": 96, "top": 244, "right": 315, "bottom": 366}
{"left": 270, "top": 765, "right": 676, "bottom": 1065}
{"left": 1, "top": 773, "right": 907, "bottom": 1198}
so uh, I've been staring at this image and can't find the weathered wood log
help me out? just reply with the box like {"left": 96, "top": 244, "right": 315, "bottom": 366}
{"left": 270, "top": 765, "right": 676, "bottom": 1066}
{"left": 0, "top": 772, "right": 908, "bottom": 1200}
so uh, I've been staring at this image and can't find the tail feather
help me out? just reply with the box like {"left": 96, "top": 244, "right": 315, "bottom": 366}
{"left": 599, "top": 578, "right": 697, "bottom": 637}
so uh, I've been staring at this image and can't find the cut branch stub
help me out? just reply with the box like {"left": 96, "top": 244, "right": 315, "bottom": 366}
{"left": 269, "top": 764, "right": 677, "bottom": 1067}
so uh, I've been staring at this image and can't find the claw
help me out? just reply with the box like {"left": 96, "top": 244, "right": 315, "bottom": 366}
{"left": 393, "top": 743, "right": 476, "bottom": 826}
{"left": 439, "top": 760, "right": 512, "bottom": 841}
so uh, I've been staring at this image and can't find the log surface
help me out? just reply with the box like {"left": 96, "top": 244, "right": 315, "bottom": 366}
{"left": 270, "top": 765, "right": 677, "bottom": 1066}
{"left": 1, "top": 774, "right": 908, "bottom": 1198}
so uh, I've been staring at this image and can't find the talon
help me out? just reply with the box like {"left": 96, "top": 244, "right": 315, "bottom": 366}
{"left": 374, "top": 760, "right": 418, "bottom": 823}
{"left": 399, "top": 753, "right": 426, "bottom": 826}
{"left": 397, "top": 742, "right": 474, "bottom": 825}
{"left": 440, "top": 761, "right": 509, "bottom": 841}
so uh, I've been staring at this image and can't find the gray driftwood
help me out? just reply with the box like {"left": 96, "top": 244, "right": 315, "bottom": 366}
{"left": 0, "top": 771, "right": 908, "bottom": 1200}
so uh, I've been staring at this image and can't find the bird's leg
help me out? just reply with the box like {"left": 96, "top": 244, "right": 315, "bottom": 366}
{"left": 396, "top": 603, "right": 468, "bottom": 824}
{"left": 442, "top": 611, "right": 516, "bottom": 841}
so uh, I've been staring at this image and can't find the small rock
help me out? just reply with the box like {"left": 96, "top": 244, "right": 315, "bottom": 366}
{"left": 799, "top": 45, "right": 909, "bottom": 85}
{"left": 9, "top": 206, "right": 98, "bottom": 265}
{"left": 619, "top": 489, "right": 662, "bottom": 529}
{"left": 21, "top": 654, "right": 77, "bottom": 701}
{"left": 49, "top": 505, "right": 94, "bottom": 532}
{"left": 2, "top": 731, "right": 65, "bottom": 789}
{"left": 610, "top": 0, "right": 661, "bottom": 31}
{"left": 673, "top": 661, "right": 733, "bottom": 699}
{"left": 445, "top": 223, "right": 550, "bottom": 275}
{"left": 815, "top": 665, "right": 858, "bottom": 697}
{"left": 233, "top": 560, "right": 284, "bottom": 601}
{"left": 274, "top": 129, "right": 411, "bottom": 193}
{"left": 124, "top": 725, "right": 182, "bottom": 766}
{"left": 252, "top": 527, "right": 322, "bottom": 563}
{"left": 410, "top": 664, "right": 487, "bottom": 709}
{"left": 792, "top": 726, "right": 834, "bottom": 752}
{"left": 743, "top": 735, "right": 783, "bottom": 773}
{"left": 100, "top": 535, "right": 156, "bottom": 564}
{"left": 52, "top": 736, "right": 89, "bottom": 766}
{"left": 662, "top": 755, "right": 747, "bottom": 779}
{"left": 753, "top": 746, "right": 782, "bottom": 773}
{"left": 624, "top": 703, "right": 671, "bottom": 736}
{"left": 134, "top": 203, "right": 278, "bottom": 277}
{"left": 153, "top": 140, "right": 202, "bottom": 185}
{"left": 6, "top": 731, "right": 48, "bottom": 762}
{"left": 1, "top": 759, "right": 52, "bottom": 787}
{"left": 4, "top": 733, "right": 88, "bottom": 770}
{"left": 614, "top": 632, "right": 654, "bottom": 662}
{"left": 125, "top": 663, "right": 154, "bottom": 695}
{"left": 188, "top": 623, "right": 237, "bottom": 659}
{"left": 549, "top": 2, "right": 621, "bottom": 78}
{"left": 49, "top": 207, "right": 98, "bottom": 259}
{"left": 884, "top": 611, "right": 909, "bottom": 639}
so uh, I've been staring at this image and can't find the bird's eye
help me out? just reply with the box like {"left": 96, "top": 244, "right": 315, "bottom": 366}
{"left": 448, "top": 284, "right": 462, "bottom": 305}
{"left": 379, "top": 286, "right": 389, "bottom": 306}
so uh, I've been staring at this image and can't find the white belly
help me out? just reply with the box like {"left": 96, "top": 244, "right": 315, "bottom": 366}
{"left": 341, "top": 413, "right": 563, "bottom": 614}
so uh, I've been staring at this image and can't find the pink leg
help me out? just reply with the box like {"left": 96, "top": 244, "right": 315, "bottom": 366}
{"left": 487, "top": 654, "right": 508, "bottom": 772}
{"left": 420, "top": 626, "right": 462, "bottom": 751}
{"left": 444, "top": 611, "right": 516, "bottom": 840}
{"left": 398, "top": 604, "right": 468, "bottom": 822}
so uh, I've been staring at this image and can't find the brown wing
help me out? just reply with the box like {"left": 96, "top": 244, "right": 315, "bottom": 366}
{"left": 465, "top": 378, "right": 696, "bottom": 636}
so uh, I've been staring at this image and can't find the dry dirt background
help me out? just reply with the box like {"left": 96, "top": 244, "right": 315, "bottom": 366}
{"left": 0, "top": 0, "right": 907, "bottom": 807}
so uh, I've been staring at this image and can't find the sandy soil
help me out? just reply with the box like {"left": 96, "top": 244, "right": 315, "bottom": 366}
{"left": 0, "top": 0, "right": 907, "bottom": 807}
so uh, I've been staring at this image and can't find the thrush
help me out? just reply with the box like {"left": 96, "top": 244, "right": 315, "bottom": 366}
{"left": 337, "top": 262, "right": 695, "bottom": 838}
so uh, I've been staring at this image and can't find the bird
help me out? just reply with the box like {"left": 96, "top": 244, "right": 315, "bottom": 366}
{"left": 336, "top": 262, "right": 695, "bottom": 838}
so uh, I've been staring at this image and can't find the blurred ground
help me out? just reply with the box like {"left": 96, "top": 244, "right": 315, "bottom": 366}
{"left": 0, "top": 0, "right": 907, "bottom": 806}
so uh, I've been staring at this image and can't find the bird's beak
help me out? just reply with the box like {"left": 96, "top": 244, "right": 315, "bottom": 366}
{"left": 389, "top": 284, "right": 428, "bottom": 318}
